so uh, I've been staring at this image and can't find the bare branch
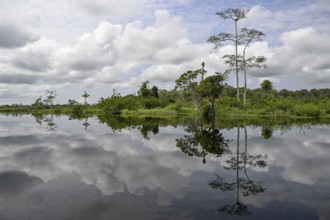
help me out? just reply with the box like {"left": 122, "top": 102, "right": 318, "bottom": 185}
{"left": 207, "top": 33, "right": 236, "bottom": 48}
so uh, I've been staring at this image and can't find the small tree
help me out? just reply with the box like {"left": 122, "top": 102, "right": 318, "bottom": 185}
{"left": 32, "top": 96, "right": 44, "bottom": 109}
{"left": 68, "top": 99, "right": 79, "bottom": 105}
{"left": 175, "top": 63, "right": 206, "bottom": 110}
{"left": 82, "top": 91, "right": 90, "bottom": 105}
{"left": 45, "top": 90, "right": 56, "bottom": 107}
{"left": 151, "top": 85, "right": 159, "bottom": 98}
{"left": 197, "top": 72, "right": 227, "bottom": 115}
{"left": 138, "top": 80, "right": 150, "bottom": 98}
{"left": 138, "top": 81, "right": 159, "bottom": 99}
{"left": 175, "top": 70, "right": 201, "bottom": 110}
{"left": 261, "top": 80, "right": 273, "bottom": 92}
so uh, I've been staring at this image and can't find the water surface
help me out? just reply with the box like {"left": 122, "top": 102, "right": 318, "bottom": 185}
{"left": 0, "top": 114, "right": 329, "bottom": 220}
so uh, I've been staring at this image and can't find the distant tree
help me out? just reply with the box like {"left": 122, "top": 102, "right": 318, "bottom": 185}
{"left": 138, "top": 80, "right": 151, "bottom": 98}
{"left": 112, "top": 89, "right": 120, "bottom": 97}
{"left": 82, "top": 91, "right": 90, "bottom": 105}
{"left": 151, "top": 85, "right": 159, "bottom": 99}
{"left": 158, "top": 89, "right": 180, "bottom": 103}
{"left": 68, "top": 99, "right": 79, "bottom": 105}
{"left": 138, "top": 81, "right": 159, "bottom": 99}
{"left": 261, "top": 80, "right": 273, "bottom": 91}
{"left": 32, "top": 96, "right": 43, "bottom": 108}
{"left": 278, "top": 89, "right": 291, "bottom": 98}
{"left": 45, "top": 90, "right": 56, "bottom": 107}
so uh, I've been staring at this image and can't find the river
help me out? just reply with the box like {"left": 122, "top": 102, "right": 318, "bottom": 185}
{"left": 0, "top": 114, "right": 329, "bottom": 220}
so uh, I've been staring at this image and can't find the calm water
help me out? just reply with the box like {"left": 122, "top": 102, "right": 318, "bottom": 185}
{"left": 0, "top": 114, "right": 329, "bottom": 220}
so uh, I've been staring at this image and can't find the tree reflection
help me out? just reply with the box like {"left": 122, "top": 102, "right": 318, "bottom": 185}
{"left": 176, "top": 117, "right": 230, "bottom": 164}
{"left": 32, "top": 114, "right": 57, "bottom": 131}
{"left": 137, "top": 118, "right": 159, "bottom": 140}
{"left": 209, "top": 122, "right": 268, "bottom": 216}
{"left": 82, "top": 118, "right": 90, "bottom": 130}
{"left": 44, "top": 115, "right": 57, "bottom": 131}
{"left": 261, "top": 125, "right": 273, "bottom": 139}
{"left": 98, "top": 115, "right": 164, "bottom": 139}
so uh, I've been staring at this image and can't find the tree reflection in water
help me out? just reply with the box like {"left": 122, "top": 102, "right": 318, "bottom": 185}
{"left": 175, "top": 117, "right": 268, "bottom": 216}
{"left": 82, "top": 118, "right": 90, "bottom": 130}
{"left": 209, "top": 122, "right": 268, "bottom": 216}
{"left": 32, "top": 114, "right": 57, "bottom": 131}
{"left": 176, "top": 118, "right": 230, "bottom": 164}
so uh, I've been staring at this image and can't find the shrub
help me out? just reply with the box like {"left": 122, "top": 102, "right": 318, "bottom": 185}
{"left": 293, "top": 103, "right": 322, "bottom": 117}
{"left": 274, "top": 99, "right": 294, "bottom": 112}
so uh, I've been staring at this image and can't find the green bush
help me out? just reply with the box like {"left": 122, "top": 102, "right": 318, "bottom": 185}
{"left": 274, "top": 99, "right": 294, "bottom": 112}
{"left": 100, "top": 96, "right": 143, "bottom": 114}
{"left": 293, "top": 103, "right": 322, "bottom": 117}
{"left": 142, "top": 98, "right": 168, "bottom": 109}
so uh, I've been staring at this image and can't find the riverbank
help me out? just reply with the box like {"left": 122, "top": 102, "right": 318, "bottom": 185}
{"left": 1, "top": 102, "right": 329, "bottom": 120}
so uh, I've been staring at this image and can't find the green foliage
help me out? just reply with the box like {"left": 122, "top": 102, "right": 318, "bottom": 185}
{"left": 274, "top": 99, "right": 294, "bottom": 112}
{"left": 175, "top": 70, "right": 199, "bottom": 91}
{"left": 151, "top": 85, "right": 159, "bottom": 98}
{"left": 261, "top": 126, "right": 273, "bottom": 139}
{"left": 138, "top": 81, "right": 150, "bottom": 98}
{"left": 142, "top": 97, "right": 168, "bottom": 109}
{"left": 175, "top": 69, "right": 204, "bottom": 109}
{"left": 202, "top": 105, "right": 213, "bottom": 121}
{"left": 261, "top": 80, "right": 273, "bottom": 91}
{"left": 197, "top": 73, "right": 226, "bottom": 100}
{"left": 99, "top": 95, "right": 143, "bottom": 114}
{"left": 158, "top": 89, "right": 180, "bottom": 103}
{"left": 292, "top": 103, "right": 322, "bottom": 117}
{"left": 71, "top": 104, "right": 86, "bottom": 116}
{"left": 138, "top": 81, "right": 159, "bottom": 99}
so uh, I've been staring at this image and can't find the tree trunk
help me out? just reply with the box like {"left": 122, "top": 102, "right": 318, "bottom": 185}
{"left": 235, "top": 19, "right": 240, "bottom": 107}
{"left": 243, "top": 66, "right": 247, "bottom": 107}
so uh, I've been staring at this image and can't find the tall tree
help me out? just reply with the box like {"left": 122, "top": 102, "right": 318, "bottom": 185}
{"left": 240, "top": 28, "right": 267, "bottom": 106}
{"left": 208, "top": 8, "right": 249, "bottom": 107}
{"left": 82, "top": 90, "right": 90, "bottom": 105}
{"left": 223, "top": 54, "right": 267, "bottom": 106}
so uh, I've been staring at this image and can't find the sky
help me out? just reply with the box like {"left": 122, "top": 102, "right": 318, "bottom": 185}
{"left": 0, "top": 0, "right": 330, "bottom": 105}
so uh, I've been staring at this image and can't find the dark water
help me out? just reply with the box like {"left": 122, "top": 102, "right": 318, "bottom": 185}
{"left": 0, "top": 114, "right": 329, "bottom": 220}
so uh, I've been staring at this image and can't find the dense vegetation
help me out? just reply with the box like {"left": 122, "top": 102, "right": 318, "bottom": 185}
{"left": 1, "top": 83, "right": 329, "bottom": 119}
